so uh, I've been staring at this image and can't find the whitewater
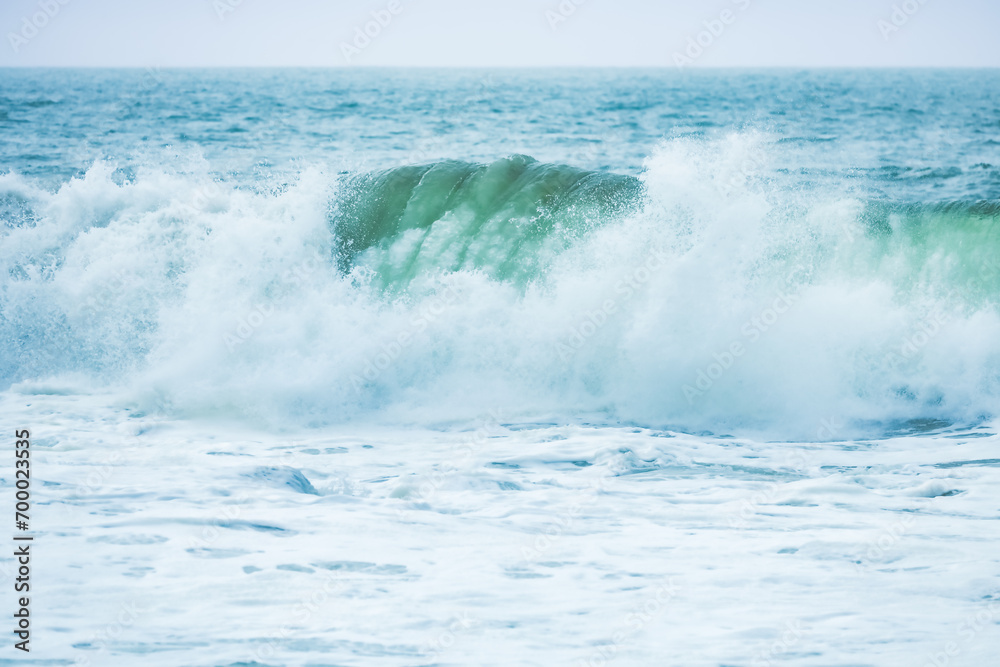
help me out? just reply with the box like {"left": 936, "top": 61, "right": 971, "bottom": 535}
{"left": 1, "top": 68, "right": 999, "bottom": 665}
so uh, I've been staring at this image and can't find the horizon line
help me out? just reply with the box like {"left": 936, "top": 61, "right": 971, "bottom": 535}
{"left": 2, "top": 64, "right": 998, "bottom": 70}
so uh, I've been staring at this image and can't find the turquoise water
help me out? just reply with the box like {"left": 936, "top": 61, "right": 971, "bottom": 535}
{"left": 2, "top": 69, "right": 999, "bottom": 436}
{"left": 3, "top": 69, "right": 998, "bottom": 198}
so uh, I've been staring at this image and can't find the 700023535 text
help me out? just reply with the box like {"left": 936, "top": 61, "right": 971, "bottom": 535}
{"left": 14, "top": 429, "right": 31, "bottom": 653}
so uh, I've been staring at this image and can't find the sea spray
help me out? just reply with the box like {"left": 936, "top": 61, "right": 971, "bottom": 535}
{"left": 1, "top": 138, "right": 998, "bottom": 436}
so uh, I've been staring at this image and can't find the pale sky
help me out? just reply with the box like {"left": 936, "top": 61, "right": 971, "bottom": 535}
{"left": 1, "top": 0, "right": 998, "bottom": 68}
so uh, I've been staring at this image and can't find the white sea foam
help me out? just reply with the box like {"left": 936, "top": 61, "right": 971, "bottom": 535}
{"left": 2, "top": 135, "right": 998, "bottom": 438}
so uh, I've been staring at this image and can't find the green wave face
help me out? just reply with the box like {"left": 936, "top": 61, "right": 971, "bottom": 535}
{"left": 332, "top": 156, "right": 1000, "bottom": 310}
{"left": 331, "top": 155, "right": 644, "bottom": 288}
{"left": 852, "top": 201, "right": 1000, "bottom": 308}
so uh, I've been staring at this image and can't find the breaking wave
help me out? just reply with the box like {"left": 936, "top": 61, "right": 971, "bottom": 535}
{"left": 2, "top": 135, "right": 999, "bottom": 437}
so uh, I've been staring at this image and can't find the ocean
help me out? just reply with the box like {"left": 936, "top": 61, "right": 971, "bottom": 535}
{"left": 1, "top": 68, "right": 999, "bottom": 665}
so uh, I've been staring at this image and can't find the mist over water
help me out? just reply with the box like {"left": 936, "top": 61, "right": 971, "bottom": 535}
{"left": 2, "top": 69, "right": 999, "bottom": 437}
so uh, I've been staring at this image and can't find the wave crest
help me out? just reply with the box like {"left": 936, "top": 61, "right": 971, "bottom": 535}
{"left": 2, "top": 137, "right": 999, "bottom": 437}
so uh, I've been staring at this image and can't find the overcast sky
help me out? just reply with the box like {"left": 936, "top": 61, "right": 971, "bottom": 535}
{"left": 1, "top": 0, "right": 998, "bottom": 68}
